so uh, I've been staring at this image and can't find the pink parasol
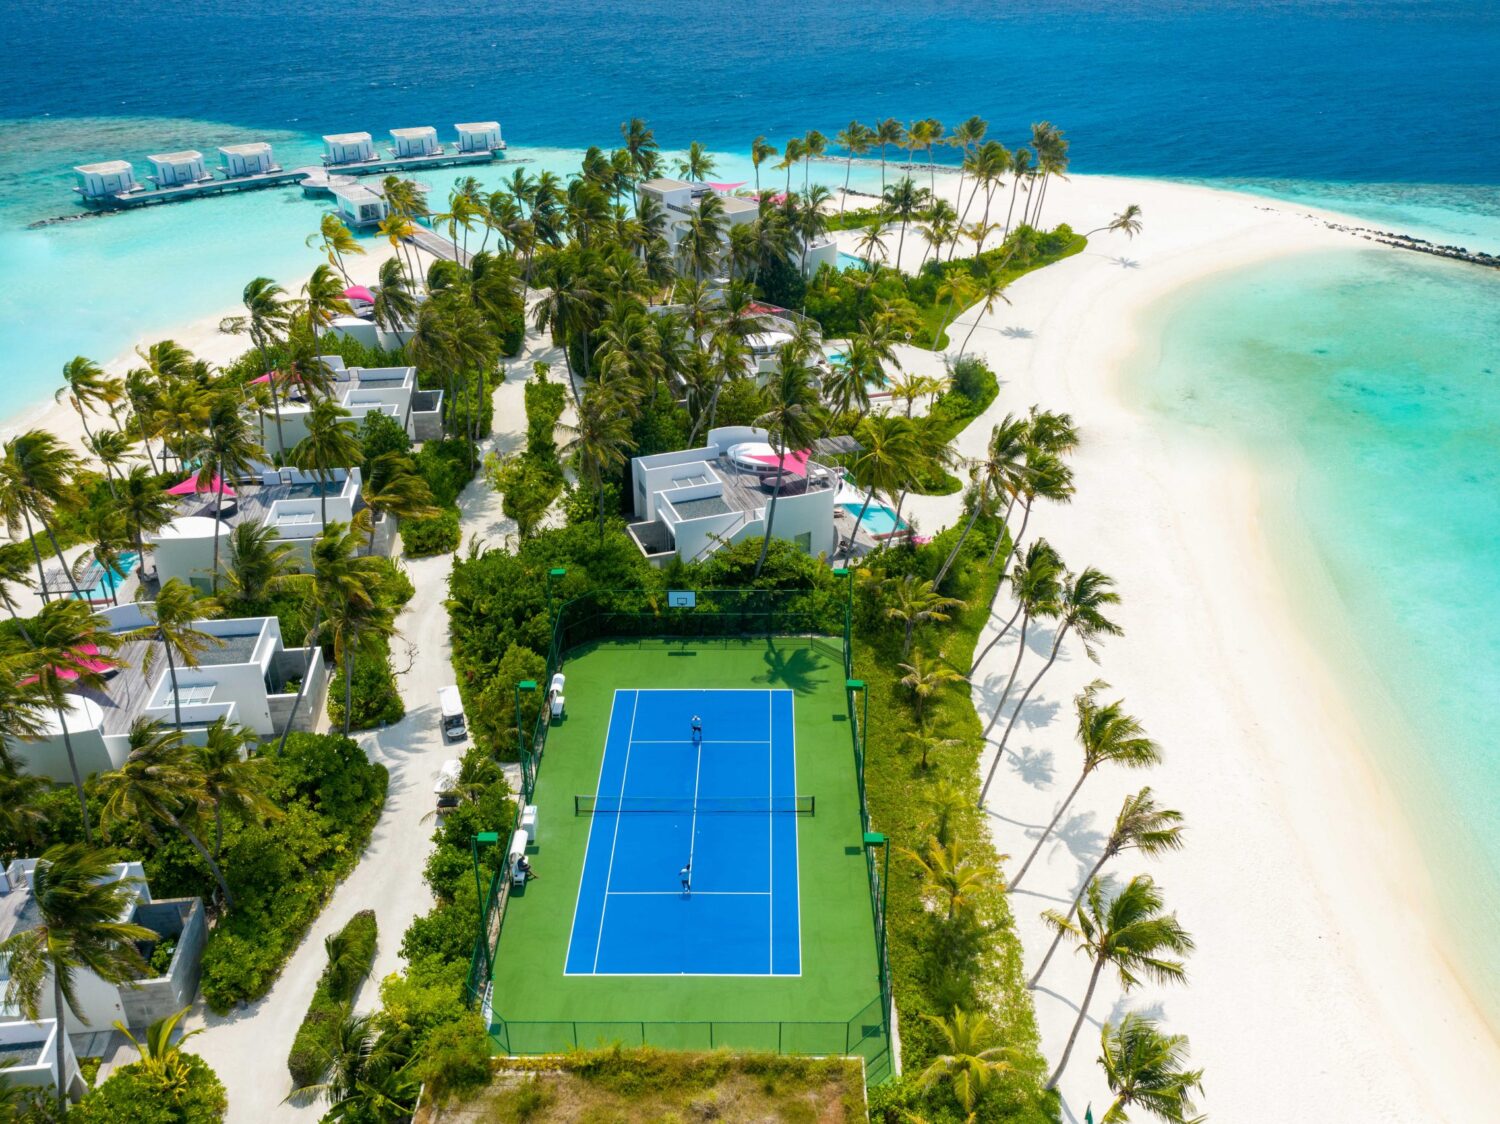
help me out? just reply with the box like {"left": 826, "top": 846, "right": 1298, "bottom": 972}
{"left": 168, "top": 472, "right": 236, "bottom": 497}
{"left": 708, "top": 181, "right": 746, "bottom": 192}
{"left": 342, "top": 285, "right": 375, "bottom": 303}
{"left": 22, "top": 643, "right": 112, "bottom": 684}
{"left": 746, "top": 449, "right": 811, "bottom": 477}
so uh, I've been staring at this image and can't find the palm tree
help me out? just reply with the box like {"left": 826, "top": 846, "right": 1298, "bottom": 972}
{"left": 129, "top": 578, "right": 224, "bottom": 733}
{"left": 981, "top": 566, "right": 1123, "bottom": 804}
{"left": 834, "top": 121, "right": 872, "bottom": 212}
{"left": 885, "top": 574, "right": 965, "bottom": 659}
{"left": 1, "top": 428, "right": 87, "bottom": 600}
{"left": 25, "top": 600, "right": 124, "bottom": 842}
{"left": 1028, "top": 122, "right": 1070, "bottom": 227}
{"left": 220, "top": 277, "right": 293, "bottom": 453}
{"left": 112, "top": 1006, "right": 207, "bottom": 1103}
{"left": 118, "top": 465, "right": 177, "bottom": 567}
{"left": 362, "top": 452, "right": 439, "bottom": 553}
{"left": 1011, "top": 684, "right": 1163, "bottom": 888}
{"left": 218, "top": 520, "right": 297, "bottom": 610}
{"left": 846, "top": 413, "right": 920, "bottom": 544}
{"left": 306, "top": 521, "right": 398, "bottom": 735}
{"left": 620, "top": 117, "right": 658, "bottom": 209}
{"left": 778, "top": 138, "right": 805, "bottom": 196}
{"left": 290, "top": 398, "right": 361, "bottom": 526}
{"left": 85, "top": 428, "right": 132, "bottom": 498}
{"left": 752, "top": 347, "right": 824, "bottom": 578}
{"left": 0, "top": 548, "right": 38, "bottom": 638}
{"left": 196, "top": 392, "right": 264, "bottom": 592}
{"left": 0, "top": 658, "right": 50, "bottom": 766}
{"left": 916, "top": 1006, "right": 1015, "bottom": 1114}
{"left": 750, "top": 136, "right": 778, "bottom": 196}
{"left": 901, "top": 835, "right": 999, "bottom": 920}
{"left": 854, "top": 220, "right": 889, "bottom": 267}
{"left": 195, "top": 717, "right": 278, "bottom": 859}
{"left": 948, "top": 116, "right": 988, "bottom": 225}
{"left": 882, "top": 177, "right": 928, "bottom": 265}
{"left": 286, "top": 1011, "right": 419, "bottom": 1117}
{"left": 874, "top": 118, "right": 905, "bottom": 194}
{"left": 1085, "top": 204, "right": 1145, "bottom": 241}
{"left": 372, "top": 257, "right": 418, "bottom": 335}
{"left": 935, "top": 413, "right": 1029, "bottom": 590}
{"left": 302, "top": 263, "right": 352, "bottom": 368}
{"left": 55, "top": 357, "right": 110, "bottom": 447}
{"left": 558, "top": 389, "right": 635, "bottom": 540}
{"left": 898, "top": 649, "right": 963, "bottom": 732}
{"left": 1043, "top": 875, "right": 1193, "bottom": 1089}
{"left": 0, "top": 760, "right": 50, "bottom": 851}
{"left": 911, "top": 118, "right": 944, "bottom": 192}
{"left": 957, "top": 268, "right": 1011, "bottom": 358}
{"left": 977, "top": 540, "right": 1063, "bottom": 749}
{"left": 802, "top": 129, "right": 827, "bottom": 192}
{"left": 675, "top": 141, "right": 717, "bottom": 182}
{"left": 1004, "top": 147, "right": 1032, "bottom": 238}
{"left": 1030, "top": 788, "right": 1185, "bottom": 989}
{"left": 0, "top": 844, "right": 153, "bottom": 1115}
{"left": 96, "top": 719, "right": 236, "bottom": 908}
{"left": 1098, "top": 1013, "right": 1205, "bottom": 1124}
{"left": 307, "top": 213, "right": 365, "bottom": 283}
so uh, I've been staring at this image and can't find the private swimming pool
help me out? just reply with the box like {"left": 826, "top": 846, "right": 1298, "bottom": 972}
{"left": 841, "top": 502, "right": 906, "bottom": 537}
{"left": 837, "top": 252, "right": 867, "bottom": 271}
{"left": 76, "top": 551, "right": 139, "bottom": 600}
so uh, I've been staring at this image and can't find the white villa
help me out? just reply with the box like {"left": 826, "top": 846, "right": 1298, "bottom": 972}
{"left": 4, "top": 603, "right": 327, "bottom": 780}
{"left": 639, "top": 178, "right": 838, "bottom": 278}
{"left": 390, "top": 126, "right": 441, "bottom": 158}
{"left": 323, "top": 131, "right": 376, "bottom": 166}
{"left": 627, "top": 427, "right": 842, "bottom": 565}
{"left": 0, "top": 859, "right": 206, "bottom": 1102}
{"left": 329, "top": 181, "right": 389, "bottom": 228}
{"left": 455, "top": 121, "right": 503, "bottom": 153}
{"left": 73, "top": 160, "right": 140, "bottom": 201}
{"left": 218, "top": 141, "right": 278, "bottom": 178}
{"left": 145, "top": 150, "right": 211, "bottom": 188}
{"left": 258, "top": 360, "right": 444, "bottom": 455}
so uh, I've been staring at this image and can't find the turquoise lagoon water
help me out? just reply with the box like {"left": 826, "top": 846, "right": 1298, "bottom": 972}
{"left": 1129, "top": 249, "right": 1500, "bottom": 1031}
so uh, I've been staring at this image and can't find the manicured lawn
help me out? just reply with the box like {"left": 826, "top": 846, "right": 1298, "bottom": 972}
{"left": 489, "top": 638, "right": 886, "bottom": 1077}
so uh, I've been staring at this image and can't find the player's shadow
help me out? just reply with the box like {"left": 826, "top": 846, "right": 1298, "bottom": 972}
{"left": 754, "top": 640, "right": 828, "bottom": 695}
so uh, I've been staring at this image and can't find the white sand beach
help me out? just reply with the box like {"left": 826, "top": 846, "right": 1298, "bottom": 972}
{"left": 7, "top": 166, "right": 1500, "bottom": 1118}
{"left": 884, "top": 173, "right": 1500, "bottom": 1118}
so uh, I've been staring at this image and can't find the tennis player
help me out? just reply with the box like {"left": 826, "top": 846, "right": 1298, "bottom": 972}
{"left": 679, "top": 861, "right": 692, "bottom": 896}
{"left": 691, "top": 715, "right": 703, "bottom": 742}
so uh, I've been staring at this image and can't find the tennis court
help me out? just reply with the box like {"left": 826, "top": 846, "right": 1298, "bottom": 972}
{"left": 487, "top": 637, "right": 884, "bottom": 1070}
{"left": 565, "top": 688, "right": 805, "bottom": 976}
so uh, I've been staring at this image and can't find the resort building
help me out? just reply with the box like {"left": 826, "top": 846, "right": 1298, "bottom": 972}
{"left": 145, "top": 150, "right": 211, "bottom": 188}
{"left": 257, "top": 362, "right": 443, "bottom": 455}
{"left": 0, "top": 858, "right": 206, "bottom": 1032}
{"left": 455, "top": 121, "right": 503, "bottom": 153}
{"left": 329, "top": 181, "right": 389, "bottom": 228}
{"left": 390, "top": 126, "right": 441, "bottom": 158}
{"left": 627, "top": 426, "right": 842, "bottom": 565}
{"left": 73, "top": 160, "right": 139, "bottom": 201}
{"left": 639, "top": 178, "right": 838, "bottom": 278}
{"left": 0, "top": 1017, "right": 85, "bottom": 1104}
{"left": 218, "top": 141, "right": 278, "bottom": 178}
{"left": 4, "top": 602, "right": 327, "bottom": 779}
{"left": 323, "top": 132, "right": 376, "bottom": 166}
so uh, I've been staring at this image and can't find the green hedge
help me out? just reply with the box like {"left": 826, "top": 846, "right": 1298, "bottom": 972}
{"left": 402, "top": 438, "right": 479, "bottom": 558}
{"left": 326, "top": 639, "right": 406, "bottom": 730}
{"left": 288, "top": 910, "right": 379, "bottom": 1087}
{"left": 197, "top": 734, "right": 387, "bottom": 1012}
{"left": 401, "top": 508, "right": 461, "bottom": 557}
{"left": 71, "top": 1052, "right": 226, "bottom": 1123}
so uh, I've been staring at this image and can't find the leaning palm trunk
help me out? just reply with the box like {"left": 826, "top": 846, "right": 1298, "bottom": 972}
{"left": 752, "top": 456, "right": 788, "bottom": 578}
{"left": 162, "top": 636, "right": 184, "bottom": 731}
{"left": 981, "top": 609, "right": 1033, "bottom": 741}
{"left": 969, "top": 596, "right": 1026, "bottom": 678}
{"left": 55, "top": 707, "right": 94, "bottom": 844}
{"left": 1004, "top": 178, "right": 1023, "bottom": 238}
{"left": 1030, "top": 849, "right": 1110, "bottom": 989}
{"left": 166, "top": 808, "right": 235, "bottom": 909}
{"left": 932, "top": 489, "right": 988, "bottom": 587}
{"left": 980, "top": 621, "right": 1070, "bottom": 805}
{"left": 19, "top": 507, "right": 51, "bottom": 601}
{"left": 256, "top": 336, "right": 286, "bottom": 455}
{"left": 1048, "top": 951, "right": 1105, "bottom": 1089}
{"left": 276, "top": 610, "right": 321, "bottom": 757}
{"left": 847, "top": 485, "right": 879, "bottom": 553}
{"left": 1011, "top": 769, "right": 1090, "bottom": 889}
{"left": 41, "top": 518, "right": 86, "bottom": 601}
{"left": 342, "top": 631, "right": 358, "bottom": 737}
{"left": 52, "top": 974, "right": 68, "bottom": 1115}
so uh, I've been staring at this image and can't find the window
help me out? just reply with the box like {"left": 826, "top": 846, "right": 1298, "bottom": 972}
{"left": 794, "top": 531, "right": 812, "bottom": 554}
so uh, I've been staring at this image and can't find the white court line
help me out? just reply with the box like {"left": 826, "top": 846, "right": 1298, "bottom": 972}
{"left": 606, "top": 890, "right": 770, "bottom": 896}
{"left": 564, "top": 689, "right": 626, "bottom": 970}
{"left": 628, "top": 739, "right": 771, "bottom": 746}
{"left": 591, "top": 690, "right": 641, "bottom": 974}
{"left": 789, "top": 689, "right": 803, "bottom": 974}
{"left": 768, "top": 689, "right": 774, "bottom": 973}
{"left": 686, "top": 720, "right": 705, "bottom": 874}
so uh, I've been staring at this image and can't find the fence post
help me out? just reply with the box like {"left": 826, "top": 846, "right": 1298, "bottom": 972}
{"left": 470, "top": 831, "right": 501, "bottom": 980}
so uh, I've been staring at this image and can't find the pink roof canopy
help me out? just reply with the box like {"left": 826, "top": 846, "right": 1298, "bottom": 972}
{"left": 343, "top": 285, "right": 375, "bottom": 302}
{"left": 168, "top": 472, "right": 236, "bottom": 497}
{"left": 22, "top": 643, "right": 113, "bottom": 684}
{"left": 747, "top": 449, "right": 811, "bottom": 477}
{"left": 708, "top": 181, "right": 746, "bottom": 192}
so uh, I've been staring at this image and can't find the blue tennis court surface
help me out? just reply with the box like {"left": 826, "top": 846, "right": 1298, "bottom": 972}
{"left": 565, "top": 689, "right": 802, "bottom": 976}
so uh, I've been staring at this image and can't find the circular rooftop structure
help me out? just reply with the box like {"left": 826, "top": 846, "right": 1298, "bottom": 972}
{"left": 41, "top": 695, "right": 104, "bottom": 736}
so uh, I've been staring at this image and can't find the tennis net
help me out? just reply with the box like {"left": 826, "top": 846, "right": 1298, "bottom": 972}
{"left": 573, "top": 794, "right": 816, "bottom": 816}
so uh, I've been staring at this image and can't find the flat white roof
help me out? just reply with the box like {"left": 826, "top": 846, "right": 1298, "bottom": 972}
{"left": 390, "top": 126, "right": 437, "bottom": 138}
{"left": 324, "top": 132, "right": 372, "bottom": 144}
{"left": 640, "top": 177, "right": 694, "bottom": 192}
{"left": 75, "top": 160, "right": 133, "bottom": 174}
{"left": 454, "top": 121, "right": 499, "bottom": 131}
{"left": 219, "top": 142, "right": 270, "bottom": 155}
{"left": 330, "top": 183, "right": 382, "bottom": 204}
{"left": 147, "top": 150, "right": 203, "bottom": 163}
{"left": 721, "top": 196, "right": 759, "bottom": 214}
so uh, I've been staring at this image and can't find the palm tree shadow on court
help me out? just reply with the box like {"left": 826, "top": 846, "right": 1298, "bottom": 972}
{"left": 754, "top": 639, "right": 828, "bottom": 695}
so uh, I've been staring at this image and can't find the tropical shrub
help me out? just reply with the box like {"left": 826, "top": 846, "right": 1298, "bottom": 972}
{"left": 71, "top": 1052, "right": 226, "bottom": 1123}
{"left": 288, "top": 910, "right": 379, "bottom": 1086}
{"left": 326, "top": 640, "right": 405, "bottom": 730}
{"left": 400, "top": 508, "right": 461, "bottom": 556}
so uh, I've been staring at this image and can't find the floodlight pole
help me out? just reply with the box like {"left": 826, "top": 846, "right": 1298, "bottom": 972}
{"left": 546, "top": 567, "right": 567, "bottom": 637}
{"left": 863, "top": 831, "right": 889, "bottom": 934}
{"left": 516, "top": 679, "right": 538, "bottom": 797}
{"left": 846, "top": 678, "right": 867, "bottom": 774}
{"left": 833, "top": 566, "right": 851, "bottom": 666}
{"left": 472, "top": 830, "right": 501, "bottom": 979}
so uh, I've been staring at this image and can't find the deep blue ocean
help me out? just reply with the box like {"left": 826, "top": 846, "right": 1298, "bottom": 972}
{"left": 3, "top": 0, "right": 1500, "bottom": 1035}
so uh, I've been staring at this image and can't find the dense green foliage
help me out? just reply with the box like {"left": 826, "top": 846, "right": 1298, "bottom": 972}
{"left": 70, "top": 1052, "right": 227, "bottom": 1123}
{"left": 401, "top": 437, "right": 481, "bottom": 557}
{"left": 288, "top": 910, "right": 380, "bottom": 1086}
{"left": 193, "top": 734, "right": 388, "bottom": 1011}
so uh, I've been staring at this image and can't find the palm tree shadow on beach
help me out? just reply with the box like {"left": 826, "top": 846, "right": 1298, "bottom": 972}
{"left": 1109, "top": 255, "right": 1141, "bottom": 269}
{"left": 754, "top": 639, "right": 827, "bottom": 695}
{"left": 1007, "top": 744, "right": 1056, "bottom": 789}
{"left": 1000, "top": 325, "right": 1035, "bottom": 339}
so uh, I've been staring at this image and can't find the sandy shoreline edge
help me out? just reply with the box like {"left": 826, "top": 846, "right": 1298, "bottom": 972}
{"left": 9, "top": 171, "right": 1500, "bottom": 1116}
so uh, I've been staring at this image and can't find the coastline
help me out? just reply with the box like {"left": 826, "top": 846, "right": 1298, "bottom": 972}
{"left": 938, "top": 174, "right": 1500, "bottom": 1116}
{"left": 7, "top": 164, "right": 1500, "bottom": 1115}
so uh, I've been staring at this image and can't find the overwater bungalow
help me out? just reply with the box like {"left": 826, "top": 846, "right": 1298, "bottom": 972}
{"left": 73, "top": 160, "right": 140, "bottom": 200}
{"left": 218, "top": 141, "right": 279, "bottom": 178}
{"left": 330, "top": 181, "right": 388, "bottom": 227}
{"left": 455, "top": 121, "right": 503, "bottom": 153}
{"left": 323, "top": 131, "right": 375, "bottom": 166}
{"left": 145, "top": 150, "right": 212, "bottom": 188}
{"left": 390, "top": 126, "right": 441, "bottom": 158}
